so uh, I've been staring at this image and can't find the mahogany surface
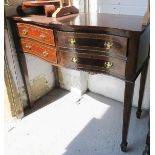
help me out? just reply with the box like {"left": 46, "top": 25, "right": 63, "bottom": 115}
{"left": 8, "top": 13, "right": 150, "bottom": 152}
{"left": 57, "top": 49, "right": 126, "bottom": 77}
{"left": 20, "top": 38, "right": 57, "bottom": 63}
{"left": 57, "top": 31, "right": 128, "bottom": 59}
{"left": 22, "top": 1, "right": 60, "bottom": 7}
{"left": 11, "top": 13, "right": 144, "bottom": 32}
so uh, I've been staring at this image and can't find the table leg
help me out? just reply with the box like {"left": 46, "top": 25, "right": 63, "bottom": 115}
{"left": 136, "top": 61, "right": 149, "bottom": 119}
{"left": 121, "top": 81, "right": 135, "bottom": 152}
{"left": 19, "top": 53, "right": 33, "bottom": 107}
{"left": 143, "top": 119, "right": 150, "bottom": 155}
{"left": 53, "top": 66, "right": 60, "bottom": 88}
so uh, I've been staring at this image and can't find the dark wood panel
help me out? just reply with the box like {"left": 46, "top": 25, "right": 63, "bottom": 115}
{"left": 17, "top": 23, "right": 55, "bottom": 46}
{"left": 22, "top": 1, "right": 60, "bottom": 7}
{"left": 20, "top": 38, "right": 57, "bottom": 64}
{"left": 57, "top": 31, "right": 128, "bottom": 58}
{"left": 10, "top": 13, "right": 144, "bottom": 32}
{"left": 136, "top": 25, "right": 150, "bottom": 71}
{"left": 58, "top": 50, "right": 126, "bottom": 77}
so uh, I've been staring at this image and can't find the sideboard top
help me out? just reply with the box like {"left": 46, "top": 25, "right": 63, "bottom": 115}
{"left": 11, "top": 13, "right": 145, "bottom": 32}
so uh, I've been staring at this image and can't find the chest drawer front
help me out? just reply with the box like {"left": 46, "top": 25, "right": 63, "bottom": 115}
{"left": 57, "top": 31, "right": 128, "bottom": 58}
{"left": 58, "top": 50, "right": 126, "bottom": 77}
{"left": 20, "top": 38, "right": 57, "bottom": 63}
{"left": 17, "top": 23, "right": 55, "bottom": 46}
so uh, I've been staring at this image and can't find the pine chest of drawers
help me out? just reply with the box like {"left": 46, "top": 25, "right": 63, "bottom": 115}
{"left": 9, "top": 13, "right": 149, "bottom": 152}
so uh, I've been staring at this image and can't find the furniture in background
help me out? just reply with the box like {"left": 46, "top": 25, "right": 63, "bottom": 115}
{"left": 19, "top": 0, "right": 79, "bottom": 17}
{"left": 8, "top": 12, "right": 149, "bottom": 152}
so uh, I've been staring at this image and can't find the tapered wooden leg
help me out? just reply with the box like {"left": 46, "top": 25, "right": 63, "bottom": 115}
{"left": 9, "top": 20, "right": 33, "bottom": 108}
{"left": 53, "top": 66, "right": 60, "bottom": 88}
{"left": 136, "top": 61, "right": 149, "bottom": 119}
{"left": 19, "top": 53, "right": 33, "bottom": 107}
{"left": 143, "top": 119, "right": 150, "bottom": 155}
{"left": 121, "top": 81, "right": 135, "bottom": 152}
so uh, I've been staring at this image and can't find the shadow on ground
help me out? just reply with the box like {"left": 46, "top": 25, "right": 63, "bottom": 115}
{"left": 24, "top": 88, "right": 69, "bottom": 116}
{"left": 62, "top": 92, "right": 149, "bottom": 155}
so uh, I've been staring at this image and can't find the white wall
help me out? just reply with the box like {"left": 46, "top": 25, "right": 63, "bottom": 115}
{"left": 89, "top": 0, "right": 147, "bottom": 15}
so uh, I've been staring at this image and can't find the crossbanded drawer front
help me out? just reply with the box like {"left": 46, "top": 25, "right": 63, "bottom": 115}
{"left": 17, "top": 23, "right": 55, "bottom": 46}
{"left": 57, "top": 31, "right": 128, "bottom": 58}
{"left": 58, "top": 50, "right": 126, "bottom": 77}
{"left": 20, "top": 38, "right": 57, "bottom": 63}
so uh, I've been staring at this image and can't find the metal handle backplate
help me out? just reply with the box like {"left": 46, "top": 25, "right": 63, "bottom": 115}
{"left": 68, "top": 38, "right": 76, "bottom": 45}
{"left": 22, "top": 28, "right": 28, "bottom": 35}
{"left": 104, "top": 61, "right": 113, "bottom": 69}
{"left": 39, "top": 33, "right": 46, "bottom": 40}
{"left": 25, "top": 45, "right": 31, "bottom": 50}
{"left": 42, "top": 51, "right": 49, "bottom": 57}
{"left": 71, "top": 57, "right": 78, "bottom": 63}
{"left": 104, "top": 41, "right": 113, "bottom": 50}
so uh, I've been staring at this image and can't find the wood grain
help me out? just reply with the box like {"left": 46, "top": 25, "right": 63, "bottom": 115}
{"left": 17, "top": 23, "right": 55, "bottom": 46}
{"left": 57, "top": 50, "right": 126, "bottom": 77}
{"left": 57, "top": 31, "right": 128, "bottom": 58}
{"left": 20, "top": 38, "right": 57, "bottom": 64}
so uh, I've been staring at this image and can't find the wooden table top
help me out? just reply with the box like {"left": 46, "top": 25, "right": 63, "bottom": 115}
{"left": 12, "top": 13, "right": 145, "bottom": 32}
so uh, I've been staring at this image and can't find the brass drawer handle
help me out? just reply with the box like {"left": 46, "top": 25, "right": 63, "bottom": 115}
{"left": 104, "top": 61, "right": 113, "bottom": 69}
{"left": 71, "top": 57, "right": 78, "bottom": 63}
{"left": 68, "top": 38, "right": 76, "bottom": 45}
{"left": 42, "top": 51, "right": 49, "bottom": 57}
{"left": 39, "top": 33, "right": 46, "bottom": 40}
{"left": 104, "top": 41, "right": 113, "bottom": 50}
{"left": 25, "top": 45, "right": 31, "bottom": 50}
{"left": 22, "top": 28, "right": 28, "bottom": 35}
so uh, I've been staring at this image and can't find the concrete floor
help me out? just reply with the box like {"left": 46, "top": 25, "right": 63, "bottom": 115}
{"left": 5, "top": 88, "right": 149, "bottom": 155}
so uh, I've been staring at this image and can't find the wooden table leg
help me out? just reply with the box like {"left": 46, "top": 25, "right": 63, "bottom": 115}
{"left": 142, "top": 119, "right": 150, "bottom": 155}
{"left": 19, "top": 53, "right": 34, "bottom": 107}
{"left": 9, "top": 20, "right": 33, "bottom": 108}
{"left": 136, "top": 61, "right": 149, "bottom": 119}
{"left": 121, "top": 81, "right": 135, "bottom": 152}
{"left": 53, "top": 66, "right": 60, "bottom": 88}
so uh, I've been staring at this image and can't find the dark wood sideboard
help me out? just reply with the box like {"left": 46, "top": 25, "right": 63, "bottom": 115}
{"left": 8, "top": 13, "right": 150, "bottom": 152}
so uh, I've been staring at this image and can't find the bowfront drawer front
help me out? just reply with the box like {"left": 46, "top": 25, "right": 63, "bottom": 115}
{"left": 57, "top": 31, "right": 128, "bottom": 58}
{"left": 17, "top": 23, "right": 55, "bottom": 46}
{"left": 20, "top": 38, "right": 57, "bottom": 63}
{"left": 58, "top": 50, "right": 126, "bottom": 77}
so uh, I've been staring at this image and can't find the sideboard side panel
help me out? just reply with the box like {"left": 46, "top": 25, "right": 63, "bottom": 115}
{"left": 136, "top": 25, "right": 150, "bottom": 72}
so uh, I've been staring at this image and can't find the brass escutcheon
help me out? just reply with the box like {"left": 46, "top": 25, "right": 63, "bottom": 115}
{"left": 42, "top": 51, "right": 48, "bottom": 57}
{"left": 104, "top": 61, "right": 113, "bottom": 69}
{"left": 68, "top": 38, "right": 76, "bottom": 45}
{"left": 71, "top": 57, "right": 78, "bottom": 63}
{"left": 39, "top": 33, "right": 46, "bottom": 39}
{"left": 104, "top": 41, "right": 113, "bottom": 50}
{"left": 25, "top": 45, "right": 31, "bottom": 50}
{"left": 22, "top": 28, "right": 28, "bottom": 35}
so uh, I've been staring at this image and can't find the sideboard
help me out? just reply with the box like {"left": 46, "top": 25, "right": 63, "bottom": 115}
{"left": 8, "top": 13, "right": 150, "bottom": 152}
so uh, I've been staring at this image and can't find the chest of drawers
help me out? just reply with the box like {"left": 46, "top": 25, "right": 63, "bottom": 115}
{"left": 16, "top": 23, "right": 57, "bottom": 64}
{"left": 17, "top": 23, "right": 55, "bottom": 45}
{"left": 9, "top": 13, "right": 149, "bottom": 152}
{"left": 56, "top": 31, "right": 127, "bottom": 78}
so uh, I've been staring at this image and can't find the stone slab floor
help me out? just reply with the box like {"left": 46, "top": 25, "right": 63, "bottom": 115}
{"left": 5, "top": 88, "right": 149, "bottom": 155}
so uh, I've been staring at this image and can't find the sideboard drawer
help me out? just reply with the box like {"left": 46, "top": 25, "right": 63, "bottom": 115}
{"left": 57, "top": 31, "right": 128, "bottom": 58}
{"left": 58, "top": 50, "right": 126, "bottom": 77}
{"left": 20, "top": 38, "right": 57, "bottom": 63}
{"left": 17, "top": 23, "right": 55, "bottom": 46}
